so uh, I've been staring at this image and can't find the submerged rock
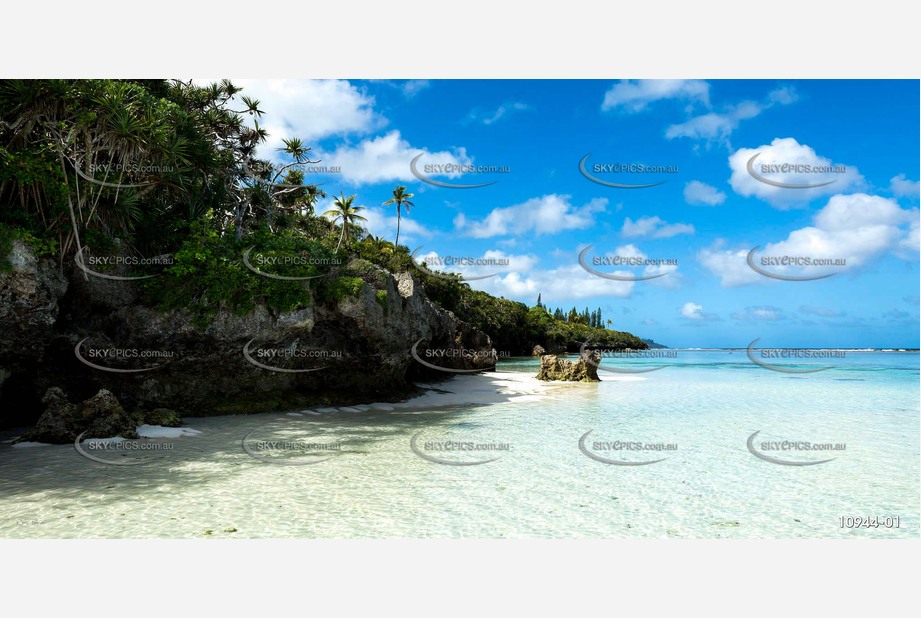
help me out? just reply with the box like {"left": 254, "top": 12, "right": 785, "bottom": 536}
{"left": 535, "top": 352, "right": 601, "bottom": 382}
{"left": 15, "top": 387, "right": 138, "bottom": 444}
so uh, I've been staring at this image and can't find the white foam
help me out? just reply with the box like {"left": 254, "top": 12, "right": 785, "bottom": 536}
{"left": 10, "top": 441, "right": 52, "bottom": 448}
{"left": 137, "top": 425, "right": 203, "bottom": 438}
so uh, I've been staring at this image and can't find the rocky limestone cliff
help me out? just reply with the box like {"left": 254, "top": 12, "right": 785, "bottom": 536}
{"left": 1, "top": 244, "right": 495, "bottom": 432}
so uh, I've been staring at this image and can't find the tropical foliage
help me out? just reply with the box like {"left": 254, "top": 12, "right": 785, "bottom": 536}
{"left": 0, "top": 78, "right": 647, "bottom": 352}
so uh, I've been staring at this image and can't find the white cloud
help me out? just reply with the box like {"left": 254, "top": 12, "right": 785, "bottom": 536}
{"left": 415, "top": 249, "right": 538, "bottom": 280}
{"left": 229, "top": 79, "right": 384, "bottom": 150}
{"left": 728, "top": 137, "right": 864, "bottom": 207}
{"left": 666, "top": 87, "right": 797, "bottom": 146}
{"left": 684, "top": 180, "right": 726, "bottom": 206}
{"left": 601, "top": 79, "right": 710, "bottom": 112}
{"left": 680, "top": 302, "right": 704, "bottom": 320}
{"left": 899, "top": 216, "right": 920, "bottom": 253}
{"left": 455, "top": 194, "right": 607, "bottom": 238}
{"left": 890, "top": 174, "right": 919, "bottom": 199}
{"left": 699, "top": 193, "right": 917, "bottom": 286}
{"left": 473, "top": 262, "right": 635, "bottom": 300}
{"left": 698, "top": 242, "right": 762, "bottom": 287}
{"left": 321, "top": 130, "right": 472, "bottom": 186}
{"left": 591, "top": 244, "right": 681, "bottom": 287}
{"left": 399, "top": 80, "right": 430, "bottom": 98}
{"left": 466, "top": 101, "right": 531, "bottom": 125}
{"left": 731, "top": 306, "right": 786, "bottom": 321}
{"left": 622, "top": 216, "right": 694, "bottom": 239}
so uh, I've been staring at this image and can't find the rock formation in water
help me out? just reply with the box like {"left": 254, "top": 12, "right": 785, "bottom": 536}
{"left": 535, "top": 351, "right": 601, "bottom": 382}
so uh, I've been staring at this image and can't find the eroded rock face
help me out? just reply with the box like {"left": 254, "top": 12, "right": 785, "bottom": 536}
{"left": 15, "top": 388, "right": 138, "bottom": 444}
{"left": 0, "top": 240, "right": 68, "bottom": 425}
{"left": 535, "top": 352, "right": 601, "bottom": 382}
{"left": 532, "top": 345, "right": 546, "bottom": 356}
{"left": 3, "top": 245, "right": 495, "bottom": 422}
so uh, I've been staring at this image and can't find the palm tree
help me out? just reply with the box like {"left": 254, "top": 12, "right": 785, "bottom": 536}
{"left": 323, "top": 192, "right": 366, "bottom": 252}
{"left": 382, "top": 185, "right": 415, "bottom": 247}
{"left": 368, "top": 235, "right": 394, "bottom": 256}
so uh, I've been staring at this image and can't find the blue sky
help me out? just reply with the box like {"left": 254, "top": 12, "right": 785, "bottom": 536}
{"left": 228, "top": 79, "right": 920, "bottom": 348}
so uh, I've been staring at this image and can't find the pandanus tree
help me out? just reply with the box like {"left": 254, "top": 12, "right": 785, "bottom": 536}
{"left": 0, "top": 79, "right": 265, "bottom": 259}
{"left": 322, "top": 192, "right": 366, "bottom": 252}
{"left": 382, "top": 185, "right": 414, "bottom": 247}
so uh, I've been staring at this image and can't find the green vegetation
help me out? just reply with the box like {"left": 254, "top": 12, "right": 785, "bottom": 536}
{"left": 0, "top": 223, "right": 58, "bottom": 271}
{"left": 1, "top": 78, "right": 647, "bottom": 353}
{"left": 317, "top": 276, "right": 365, "bottom": 305}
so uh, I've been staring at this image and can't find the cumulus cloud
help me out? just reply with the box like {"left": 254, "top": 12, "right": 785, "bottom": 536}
{"left": 320, "top": 131, "right": 472, "bottom": 185}
{"left": 473, "top": 262, "right": 635, "bottom": 301}
{"left": 621, "top": 216, "right": 694, "bottom": 239}
{"left": 890, "top": 174, "right": 919, "bottom": 199}
{"left": 227, "top": 79, "right": 384, "bottom": 150}
{"left": 680, "top": 302, "right": 704, "bottom": 320}
{"left": 413, "top": 249, "right": 538, "bottom": 280}
{"left": 728, "top": 137, "right": 864, "bottom": 207}
{"left": 601, "top": 79, "right": 710, "bottom": 112}
{"left": 699, "top": 193, "right": 917, "bottom": 286}
{"left": 454, "top": 194, "right": 607, "bottom": 238}
{"left": 684, "top": 180, "right": 727, "bottom": 206}
{"left": 666, "top": 87, "right": 797, "bottom": 146}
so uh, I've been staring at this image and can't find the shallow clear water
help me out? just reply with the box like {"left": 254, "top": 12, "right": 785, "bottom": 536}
{"left": 0, "top": 351, "right": 917, "bottom": 538}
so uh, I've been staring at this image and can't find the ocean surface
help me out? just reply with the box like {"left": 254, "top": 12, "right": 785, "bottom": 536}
{"left": 0, "top": 350, "right": 917, "bottom": 538}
